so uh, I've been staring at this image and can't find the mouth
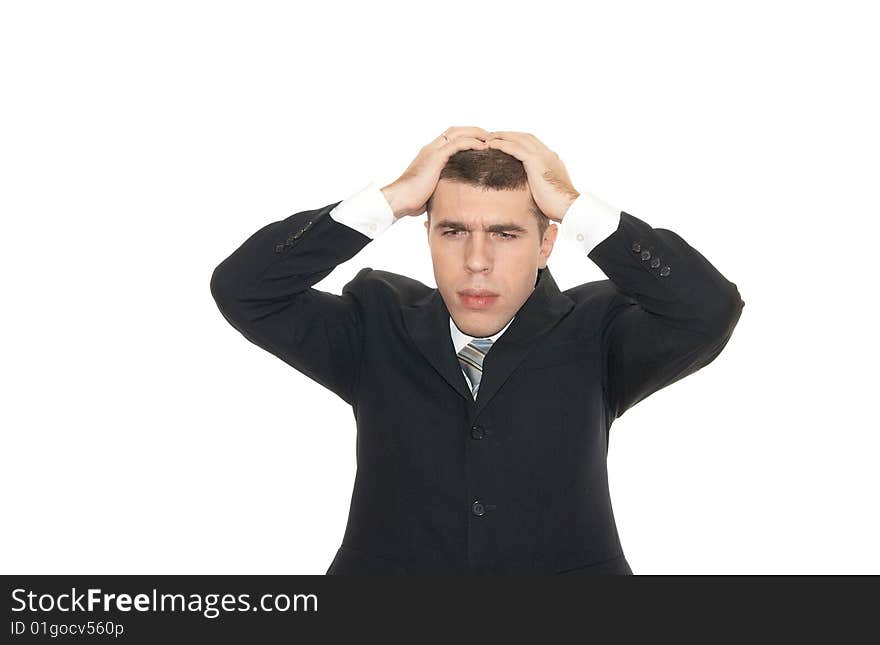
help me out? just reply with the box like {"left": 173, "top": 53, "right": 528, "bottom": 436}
{"left": 458, "top": 289, "right": 500, "bottom": 310}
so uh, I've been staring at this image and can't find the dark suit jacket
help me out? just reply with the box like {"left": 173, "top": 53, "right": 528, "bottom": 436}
{"left": 209, "top": 198, "right": 745, "bottom": 575}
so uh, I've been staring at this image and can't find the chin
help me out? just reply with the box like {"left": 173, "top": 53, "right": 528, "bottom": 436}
{"left": 456, "top": 311, "right": 502, "bottom": 334}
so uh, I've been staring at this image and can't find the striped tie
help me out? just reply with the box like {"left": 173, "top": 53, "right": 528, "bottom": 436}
{"left": 457, "top": 337, "right": 494, "bottom": 399}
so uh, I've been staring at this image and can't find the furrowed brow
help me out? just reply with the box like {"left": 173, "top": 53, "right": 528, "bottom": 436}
{"left": 434, "top": 219, "right": 529, "bottom": 234}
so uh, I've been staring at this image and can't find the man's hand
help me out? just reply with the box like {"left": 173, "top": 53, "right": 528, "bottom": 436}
{"left": 486, "top": 131, "right": 580, "bottom": 223}
{"left": 381, "top": 126, "right": 491, "bottom": 219}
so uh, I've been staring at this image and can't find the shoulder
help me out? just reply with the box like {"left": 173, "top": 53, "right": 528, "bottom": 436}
{"left": 342, "top": 267, "right": 434, "bottom": 306}
{"left": 564, "top": 278, "right": 634, "bottom": 310}
{"left": 563, "top": 279, "right": 638, "bottom": 337}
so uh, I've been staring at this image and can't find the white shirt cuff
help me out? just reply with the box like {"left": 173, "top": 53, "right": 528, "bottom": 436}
{"left": 558, "top": 192, "right": 622, "bottom": 254}
{"left": 328, "top": 181, "right": 397, "bottom": 239}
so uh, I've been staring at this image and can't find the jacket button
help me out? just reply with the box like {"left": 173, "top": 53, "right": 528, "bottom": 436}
{"left": 631, "top": 242, "right": 641, "bottom": 252}
{"left": 659, "top": 265, "right": 671, "bottom": 277}
{"left": 650, "top": 257, "right": 660, "bottom": 268}
{"left": 640, "top": 249, "right": 651, "bottom": 260}
{"left": 472, "top": 501, "right": 485, "bottom": 516}
{"left": 470, "top": 425, "right": 485, "bottom": 440}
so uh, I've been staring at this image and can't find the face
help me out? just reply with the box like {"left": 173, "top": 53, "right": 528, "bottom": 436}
{"left": 424, "top": 179, "right": 558, "bottom": 338}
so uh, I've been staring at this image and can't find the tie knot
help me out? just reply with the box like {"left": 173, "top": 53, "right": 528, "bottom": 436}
{"left": 457, "top": 338, "right": 493, "bottom": 399}
{"left": 469, "top": 337, "right": 494, "bottom": 352}
{"left": 458, "top": 337, "right": 493, "bottom": 362}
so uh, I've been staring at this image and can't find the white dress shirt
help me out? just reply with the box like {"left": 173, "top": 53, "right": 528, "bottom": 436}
{"left": 327, "top": 180, "right": 622, "bottom": 360}
{"left": 449, "top": 313, "right": 514, "bottom": 353}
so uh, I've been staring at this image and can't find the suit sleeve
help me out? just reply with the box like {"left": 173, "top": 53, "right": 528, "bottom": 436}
{"left": 584, "top": 210, "right": 745, "bottom": 420}
{"left": 209, "top": 198, "right": 380, "bottom": 406}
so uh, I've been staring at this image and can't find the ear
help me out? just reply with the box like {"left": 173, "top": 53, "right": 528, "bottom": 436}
{"left": 538, "top": 223, "right": 559, "bottom": 268}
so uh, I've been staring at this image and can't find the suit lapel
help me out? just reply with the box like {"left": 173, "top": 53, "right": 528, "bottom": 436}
{"left": 403, "top": 283, "right": 475, "bottom": 404}
{"left": 402, "top": 267, "right": 575, "bottom": 416}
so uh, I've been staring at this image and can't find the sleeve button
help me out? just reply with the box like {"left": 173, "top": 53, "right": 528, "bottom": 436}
{"left": 659, "top": 265, "right": 671, "bottom": 277}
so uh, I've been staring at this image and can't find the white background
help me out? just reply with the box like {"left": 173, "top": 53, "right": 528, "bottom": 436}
{"left": 2, "top": 0, "right": 877, "bottom": 574}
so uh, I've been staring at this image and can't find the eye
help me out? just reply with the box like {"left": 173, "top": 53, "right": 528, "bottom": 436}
{"left": 441, "top": 230, "right": 517, "bottom": 239}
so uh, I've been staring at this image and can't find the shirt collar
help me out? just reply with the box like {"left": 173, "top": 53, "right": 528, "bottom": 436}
{"left": 449, "top": 314, "right": 515, "bottom": 355}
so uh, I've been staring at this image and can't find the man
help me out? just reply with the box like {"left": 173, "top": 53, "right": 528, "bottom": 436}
{"left": 210, "top": 126, "right": 745, "bottom": 575}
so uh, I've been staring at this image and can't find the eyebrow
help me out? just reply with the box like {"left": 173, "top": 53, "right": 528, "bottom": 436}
{"left": 433, "top": 219, "right": 529, "bottom": 234}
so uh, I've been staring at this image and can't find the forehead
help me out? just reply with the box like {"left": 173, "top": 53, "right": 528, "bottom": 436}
{"left": 430, "top": 181, "right": 534, "bottom": 222}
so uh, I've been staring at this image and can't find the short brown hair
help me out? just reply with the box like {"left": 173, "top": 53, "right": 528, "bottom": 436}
{"left": 426, "top": 148, "right": 550, "bottom": 243}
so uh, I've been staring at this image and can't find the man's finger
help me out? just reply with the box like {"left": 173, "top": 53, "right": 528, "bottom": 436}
{"left": 488, "top": 131, "right": 541, "bottom": 153}
{"left": 439, "top": 136, "right": 489, "bottom": 157}
{"left": 486, "top": 137, "right": 529, "bottom": 161}
{"left": 431, "top": 126, "right": 491, "bottom": 148}
{"left": 488, "top": 130, "right": 533, "bottom": 140}
{"left": 446, "top": 125, "right": 491, "bottom": 139}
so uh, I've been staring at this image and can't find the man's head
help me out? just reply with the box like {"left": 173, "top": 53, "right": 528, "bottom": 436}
{"left": 424, "top": 148, "right": 558, "bottom": 338}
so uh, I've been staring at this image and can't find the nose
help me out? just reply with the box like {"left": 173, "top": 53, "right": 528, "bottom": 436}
{"left": 464, "top": 233, "right": 492, "bottom": 273}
